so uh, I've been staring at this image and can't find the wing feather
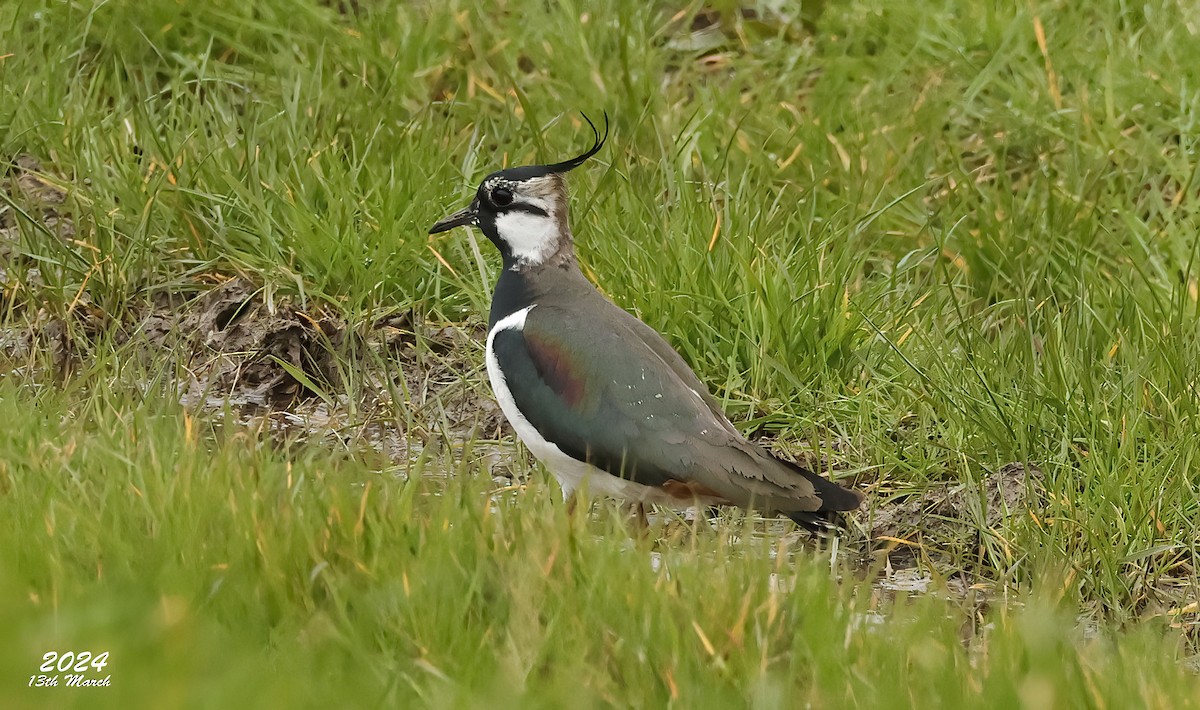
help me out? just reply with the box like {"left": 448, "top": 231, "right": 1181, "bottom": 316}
{"left": 492, "top": 305, "right": 824, "bottom": 510}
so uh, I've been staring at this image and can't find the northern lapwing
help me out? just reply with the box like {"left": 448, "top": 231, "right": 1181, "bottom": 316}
{"left": 429, "top": 115, "right": 864, "bottom": 530}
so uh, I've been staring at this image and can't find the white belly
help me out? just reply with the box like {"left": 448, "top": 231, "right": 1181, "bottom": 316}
{"left": 485, "top": 306, "right": 668, "bottom": 502}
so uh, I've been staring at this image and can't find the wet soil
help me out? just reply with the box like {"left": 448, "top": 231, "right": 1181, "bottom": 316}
{"left": 159, "top": 276, "right": 513, "bottom": 476}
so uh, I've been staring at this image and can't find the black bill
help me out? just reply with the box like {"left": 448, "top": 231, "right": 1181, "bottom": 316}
{"left": 428, "top": 204, "right": 478, "bottom": 234}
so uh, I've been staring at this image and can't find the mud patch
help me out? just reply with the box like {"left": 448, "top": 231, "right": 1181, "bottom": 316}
{"left": 867, "top": 462, "right": 1046, "bottom": 535}
{"left": 0, "top": 154, "right": 74, "bottom": 242}
{"left": 863, "top": 462, "right": 1046, "bottom": 566}
{"left": 176, "top": 278, "right": 346, "bottom": 407}
{"left": 0, "top": 154, "right": 100, "bottom": 376}
{"left": 136, "top": 276, "right": 516, "bottom": 477}
{"left": 1, "top": 154, "right": 76, "bottom": 294}
{"left": 364, "top": 308, "right": 511, "bottom": 473}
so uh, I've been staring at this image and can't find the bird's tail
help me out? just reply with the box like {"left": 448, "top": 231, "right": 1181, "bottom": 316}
{"left": 773, "top": 455, "right": 864, "bottom": 511}
{"left": 771, "top": 455, "right": 863, "bottom": 532}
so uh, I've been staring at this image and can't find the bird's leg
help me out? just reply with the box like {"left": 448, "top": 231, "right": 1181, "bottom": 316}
{"left": 620, "top": 501, "right": 651, "bottom": 535}
{"left": 562, "top": 492, "right": 586, "bottom": 537}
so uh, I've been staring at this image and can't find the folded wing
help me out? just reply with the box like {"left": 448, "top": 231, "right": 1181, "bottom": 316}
{"left": 491, "top": 304, "right": 860, "bottom": 514}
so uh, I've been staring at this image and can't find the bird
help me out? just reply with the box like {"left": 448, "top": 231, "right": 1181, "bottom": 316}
{"left": 428, "top": 114, "right": 864, "bottom": 531}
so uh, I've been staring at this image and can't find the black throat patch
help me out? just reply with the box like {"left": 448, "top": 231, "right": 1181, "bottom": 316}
{"left": 489, "top": 268, "right": 536, "bottom": 329}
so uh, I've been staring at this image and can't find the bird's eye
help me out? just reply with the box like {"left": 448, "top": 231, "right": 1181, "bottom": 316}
{"left": 491, "top": 187, "right": 514, "bottom": 206}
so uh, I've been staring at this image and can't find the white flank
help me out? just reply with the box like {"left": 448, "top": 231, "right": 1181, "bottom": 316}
{"left": 494, "top": 211, "right": 558, "bottom": 267}
{"left": 485, "top": 306, "right": 669, "bottom": 502}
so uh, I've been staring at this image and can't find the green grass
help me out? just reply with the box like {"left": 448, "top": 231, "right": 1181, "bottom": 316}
{"left": 1, "top": 379, "right": 1195, "bottom": 707}
{"left": 2, "top": 0, "right": 1199, "bottom": 705}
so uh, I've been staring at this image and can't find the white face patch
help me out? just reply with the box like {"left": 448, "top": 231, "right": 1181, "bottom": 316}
{"left": 494, "top": 210, "right": 560, "bottom": 267}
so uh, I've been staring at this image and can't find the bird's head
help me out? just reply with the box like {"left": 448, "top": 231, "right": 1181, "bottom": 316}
{"left": 429, "top": 113, "right": 608, "bottom": 270}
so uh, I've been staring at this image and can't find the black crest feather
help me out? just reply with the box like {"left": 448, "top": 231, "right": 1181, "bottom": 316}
{"left": 543, "top": 112, "right": 608, "bottom": 173}
{"left": 470, "top": 112, "right": 610, "bottom": 184}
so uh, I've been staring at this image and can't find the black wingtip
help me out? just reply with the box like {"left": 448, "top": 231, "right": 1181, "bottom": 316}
{"left": 546, "top": 111, "right": 609, "bottom": 173}
{"left": 772, "top": 455, "right": 864, "bottom": 513}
